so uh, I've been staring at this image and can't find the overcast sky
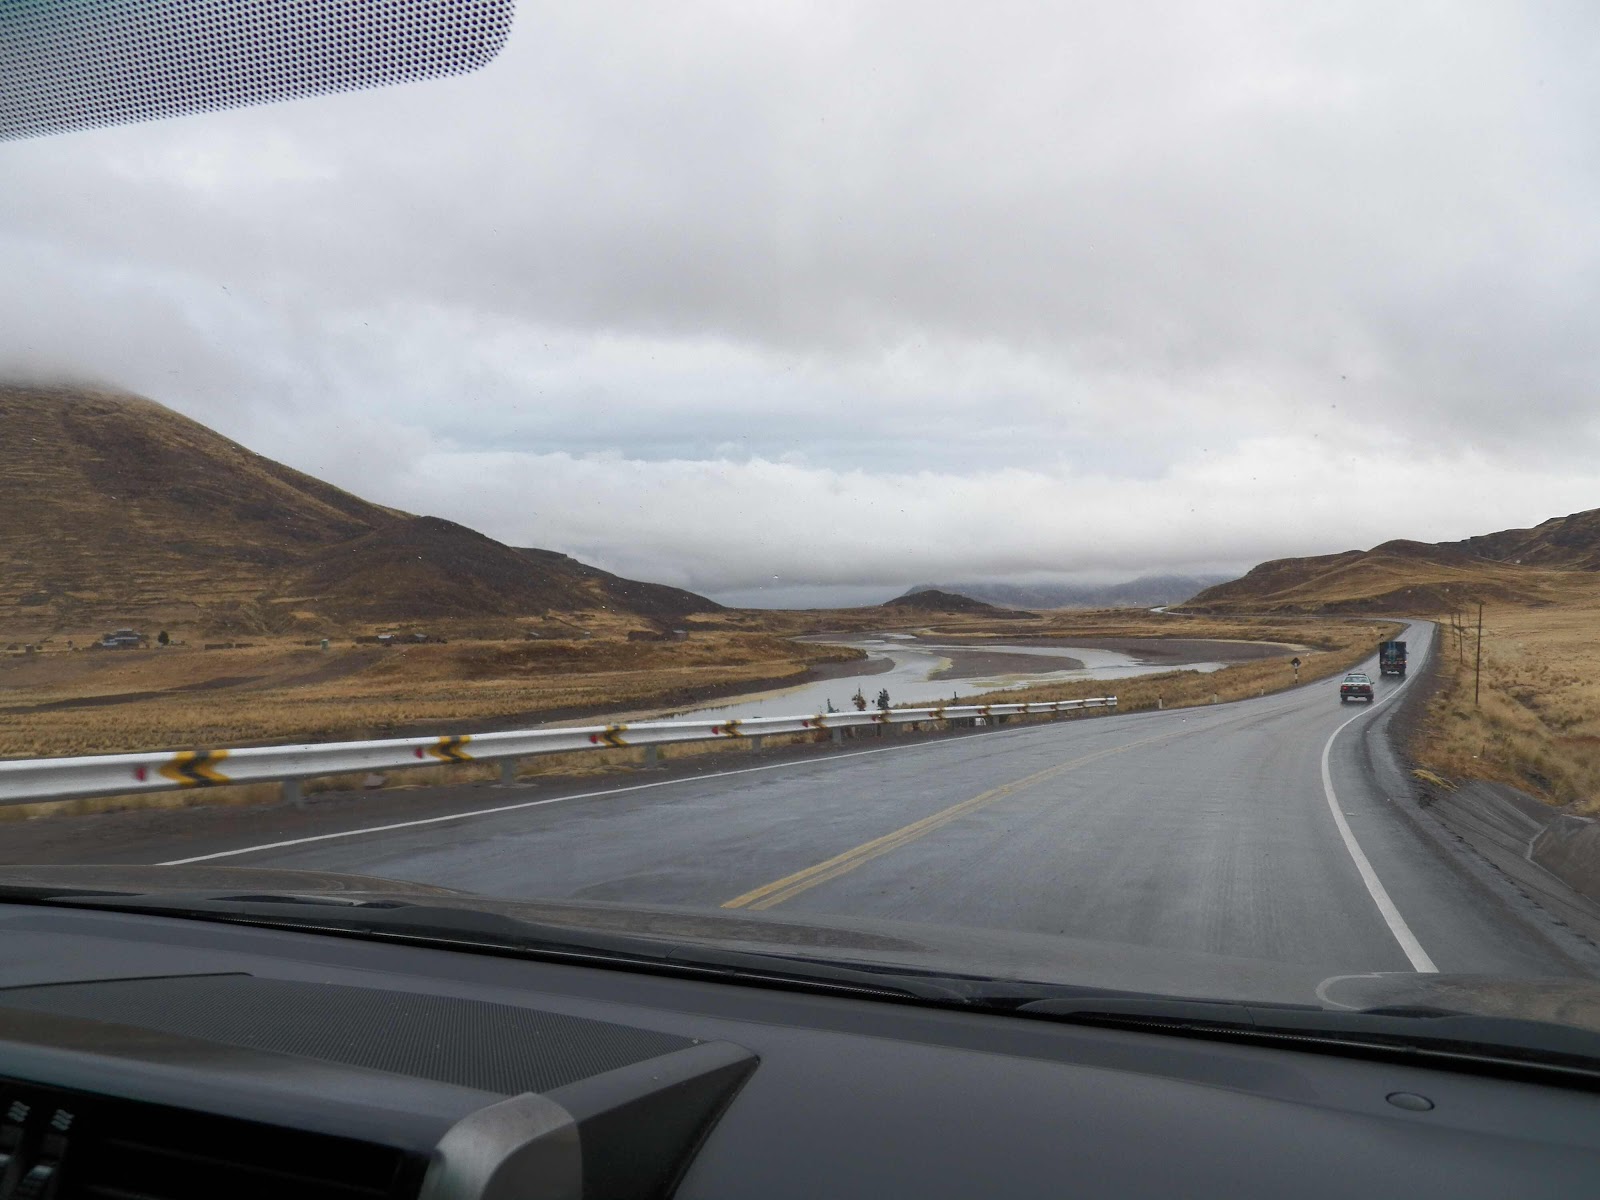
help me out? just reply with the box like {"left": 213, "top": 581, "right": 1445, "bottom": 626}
{"left": 5, "top": 1, "right": 1600, "bottom": 605}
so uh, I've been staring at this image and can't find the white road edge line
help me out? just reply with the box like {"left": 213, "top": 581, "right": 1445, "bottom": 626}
{"left": 1319, "top": 652, "right": 1438, "bottom": 973}
{"left": 156, "top": 732, "right": 1012, "bottom": 866}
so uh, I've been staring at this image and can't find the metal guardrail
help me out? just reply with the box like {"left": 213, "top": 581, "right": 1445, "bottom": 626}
{"left": 0, "top": 698, "right": 1116, "bottom": 806}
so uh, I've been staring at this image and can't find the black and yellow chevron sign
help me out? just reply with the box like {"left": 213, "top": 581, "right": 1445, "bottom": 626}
{"left": 712, "top": 720, "right": 743, "bottom": 738}
{"left": 426, "top": 734, "right": 474, "bottom": 763}
{"left": 158, "top": 749, "right": 231, "bottom": 788}
{"left": 588, "top": 725, "right": 629, "bottom": 748}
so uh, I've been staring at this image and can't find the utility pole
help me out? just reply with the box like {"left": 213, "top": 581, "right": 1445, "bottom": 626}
{"left": 1474, "top": 602, "right": 1483, "bottom": 706}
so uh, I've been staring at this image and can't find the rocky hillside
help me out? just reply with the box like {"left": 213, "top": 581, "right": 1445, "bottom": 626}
{"left": 0, "top": 384, "right": 721, "bottom": 631}
{"left": 1188, "top": 511, "right": 1600, "bottom": 614}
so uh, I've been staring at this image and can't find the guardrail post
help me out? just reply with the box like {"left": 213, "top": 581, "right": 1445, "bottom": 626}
{"left": 498, "top": 759, "right": 519, "bottom": 786}
{"left": 750, "top": 735, "right": 764, "bottom": 752}
{"left": 282, "top": 778, "right": 302, "bottom": 807}
{"left": 831, "top": 728, "right": 843, "bottom": 745}
{"left": 644, "top": 745, "right": 660, "bottom": 769}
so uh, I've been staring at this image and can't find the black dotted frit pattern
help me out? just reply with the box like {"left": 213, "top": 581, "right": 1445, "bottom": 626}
{"left": 0, "top": 974, "right": 693, "bottom": 1096}
{"left": 1, "top": 0, "right": 514, "bottom": 142}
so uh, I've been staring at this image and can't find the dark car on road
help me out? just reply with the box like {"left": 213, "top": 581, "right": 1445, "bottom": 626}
{"left": 1339, "top": 671, "right": 1375, "bottom": 703}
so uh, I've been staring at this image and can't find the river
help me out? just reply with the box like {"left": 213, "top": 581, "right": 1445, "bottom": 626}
{"left": 671, "top": 633, "right": 1231, "bottom": 719}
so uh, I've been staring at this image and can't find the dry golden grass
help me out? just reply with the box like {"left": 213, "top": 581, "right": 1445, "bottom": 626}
{"left": 0, "top": 781, "right": 285, "bottom": 824}
{"left": 0, "top": 607, "right": 1404, "bottom": 821}
{"left": 970, "top": 617, "right": 1402, "bottom": 712}
{"left": 0, "top": 632, "right": 863, "bottom": 758}
{"left": 951, "top": 608, "right": 1335, "bottom": 645}
{"left": 0, "top": 387, "right": 723, "bottom": 635}
{"left": 1412, "top": 589, "right": 1600, "bottom": 814}
{"left": 1185, "top": 543, "right": 1584, "bottom": 615}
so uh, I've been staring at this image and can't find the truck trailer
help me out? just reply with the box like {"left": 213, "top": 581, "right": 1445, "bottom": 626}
{"left": 1378, "top": 640, "right": 1407, "bottom": 677}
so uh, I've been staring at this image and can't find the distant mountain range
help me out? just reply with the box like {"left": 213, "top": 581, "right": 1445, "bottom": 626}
{"left": 0, "top": 384, "right": 721, "bottom": 633}
{"left": 1187, "top": 511, "right": 1600, "bottom": 613}
{"left": 899, "top": 574, "right": 1231, "bottom": 611}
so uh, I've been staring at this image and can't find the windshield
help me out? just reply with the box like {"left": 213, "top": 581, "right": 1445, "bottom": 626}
{"left": 6, "top": 2, "right": 1600, "bottom": 1051}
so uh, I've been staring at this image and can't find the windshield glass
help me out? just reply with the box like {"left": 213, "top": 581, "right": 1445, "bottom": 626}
{"left": 6, "top": 2, "right": 1600, "bottom": 1043}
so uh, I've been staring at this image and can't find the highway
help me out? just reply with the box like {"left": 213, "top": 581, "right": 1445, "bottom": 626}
{"left": 119, "top": 618, "right": 1597, "bottom": 997}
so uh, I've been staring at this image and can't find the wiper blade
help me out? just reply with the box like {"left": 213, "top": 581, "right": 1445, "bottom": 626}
{"left": 1018, "top": 995, "right": 1600, "bottom": 1084}
{"left": 31, "top": 891, "right": 971, "bottom": 1003}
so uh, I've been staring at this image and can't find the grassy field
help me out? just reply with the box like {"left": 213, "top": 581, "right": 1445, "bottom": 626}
{"left": 0, "top": 604, "right": 1402, "bottom": 826}
{"left": 0, "top": 604, "right": 1393, "bottom": 763}
{"left": 0, "top": 603, "right": 1111, "bottom": 761}
{"left": 969, "top": 614, "right": 1402, "bottom": 712}
{"left": 0, "top": 603, "right": 1138, "bottom": 761}
{"left": 0, "top": 631, "right": 865, "bottom": 758}
{"left": 1411, "top": 585, "right": 1600, "bottom": 815}
{"left": 960, "top": 607, "right": 1337, "bottom": 644}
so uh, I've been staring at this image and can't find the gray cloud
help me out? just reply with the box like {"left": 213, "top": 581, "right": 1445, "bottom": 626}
{"left": 4, "top": 0, "right": 1600, "bottom": 603}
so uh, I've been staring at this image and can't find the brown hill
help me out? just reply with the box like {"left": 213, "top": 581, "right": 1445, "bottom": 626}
{"left": 1444, "top": 509, "right": 1600, "bottom": 570}
{"left": 883, "top": 588, "right": 1031, "bottom": 617}
{"left": 514, "top": 547, "right": 719, "bottom": 621}
{"left": 1188, "top": 508, "right": 1600, "bottom": 614}
{"left": 0, "top": 384, "right": 720, "bottom": 631}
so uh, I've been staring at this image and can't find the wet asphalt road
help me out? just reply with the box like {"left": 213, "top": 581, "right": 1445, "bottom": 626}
{"left": 167, "top": 620, "right": 1587, "bottom": 983}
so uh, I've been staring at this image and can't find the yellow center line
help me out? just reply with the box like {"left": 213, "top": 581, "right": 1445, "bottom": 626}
{"left": 720, "top": 727, "right": 1186, "bottom": 912}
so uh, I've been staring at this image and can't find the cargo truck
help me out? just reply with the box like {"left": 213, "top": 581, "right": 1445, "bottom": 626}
{"left": 1378, "top": 640, "right": 1407, "bottom": 677}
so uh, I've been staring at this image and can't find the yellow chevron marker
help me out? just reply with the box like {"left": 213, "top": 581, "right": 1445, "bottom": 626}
{"left": 427, "top": 734, "right": 474, "bottom": 763}
{"left": 158, "top": 749, "right": 231, "bottom": 788}
{"left": 589, "top": 725, "right": 630, "bottom": 749}
{"left": 713, "top": 720, "right": 743, "bottom": 738}
{"left": 802, "top": 715, "right": 829, "bottom": 729}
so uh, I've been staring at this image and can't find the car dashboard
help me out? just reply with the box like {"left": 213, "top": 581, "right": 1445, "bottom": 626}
{"left": 0, "top": 902, "right": 1596, "bottom": 1199}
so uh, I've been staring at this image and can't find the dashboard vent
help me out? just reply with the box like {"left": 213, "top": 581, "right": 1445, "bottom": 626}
{"left": 0, "top": 1077, "right": 419, "bottom": 1200}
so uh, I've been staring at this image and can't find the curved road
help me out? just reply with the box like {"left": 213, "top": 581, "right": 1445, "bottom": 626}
{"left": 149, "top": 621, "right": 1591, "bottom": 994}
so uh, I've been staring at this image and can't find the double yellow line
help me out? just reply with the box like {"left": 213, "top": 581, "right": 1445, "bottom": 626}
{"left": 721, "top": 728, "right": 1182, "bottom": 911}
